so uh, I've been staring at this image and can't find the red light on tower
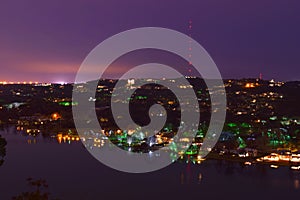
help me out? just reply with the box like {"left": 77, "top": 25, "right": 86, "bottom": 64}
{"left": 187, "top": 19, "right": 193, "bottom": 72}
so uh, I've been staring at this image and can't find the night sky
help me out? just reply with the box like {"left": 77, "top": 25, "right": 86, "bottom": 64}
{"left": 0, "top": 0, "right": 299, "bottom": 83}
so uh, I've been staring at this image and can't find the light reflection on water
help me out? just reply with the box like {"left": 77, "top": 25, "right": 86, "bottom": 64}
{"left": 295, "top": 179, "right": 300, "bottom": 189}
{"left": 0, "top": 127, "right": 300, "bottom": 199}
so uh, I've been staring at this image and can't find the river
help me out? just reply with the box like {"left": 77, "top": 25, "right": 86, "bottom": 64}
{"left": 0, "top": 127, "right": 299, "bottom": 199}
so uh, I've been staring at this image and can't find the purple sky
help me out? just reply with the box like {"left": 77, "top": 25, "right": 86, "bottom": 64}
{"left": 0, "top": 0, "right": 299, "bottom": 83}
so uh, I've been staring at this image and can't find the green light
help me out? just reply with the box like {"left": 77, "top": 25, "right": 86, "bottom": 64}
{"left": 269, "top": 116, "right": 277, "bottom": 121}
{"left": 197, "top": 130, "right": 204, "bottom": 138}
{"left": 241, "top": 123, "right": 251, "bottom": 128}
{"left": 185, "top": 145, "right": 198, "bottom": 155}
{"left": 136, "top": 96, "right": 147, "bottom": 100}
{"left": 227, "top": 123, "right": 237, "bottom": 128}
{"left": 169, "top": 142, "right": 178, "bottom": 152}
{"left": 237, "top": 137, "right": 247, "bottom": 149}
{"left": 59, "top": 101, "right": 78, "bottom": 106}
{"left": 282, "top": 117, "right": 288, "bottom": 120}
{"left": 185, "top": 150, "right": 197, "bottom": 155}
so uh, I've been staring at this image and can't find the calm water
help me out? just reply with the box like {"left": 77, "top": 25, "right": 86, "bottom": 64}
{"left": 0, "top": 127, "right": 300, "bottom": 200}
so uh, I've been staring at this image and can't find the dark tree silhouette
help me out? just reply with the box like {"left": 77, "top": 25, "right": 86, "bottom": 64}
{"left": 12, "top": 178, "right": 60, "bottom": 200}
{"left": 0, "top": 134, "right": 7, "bottom": 167}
